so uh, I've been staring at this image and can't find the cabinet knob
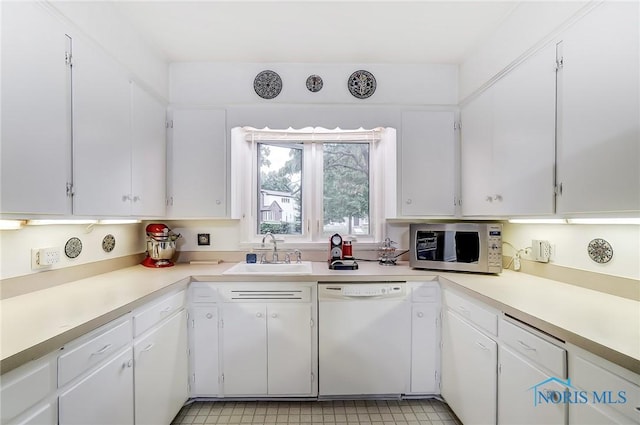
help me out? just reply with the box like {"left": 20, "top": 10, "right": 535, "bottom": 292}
{"left": 206, "top": 313, "right": 213, "bottom": 319}
{"left": 122, "top": 194, "right": 132, "bottom": 202}
{"left": 256, "top": 312, "right": 263, "bottom": 318}
{"left": 122, "top": 359, "right": 133, "bottom": 369}
{"left": 133, "top": 195, "right": 141, "bottom": 202}
{"left": 486, "top": 196, "right": 493, "bottom": 203}
{"left": 271, "top": 313, "right": 278, "bottom": 318}
{"left": 406, "top": 199, "right": 412, "bottom": 205}
{"left": 416, "top": 312, "right": 424, "bottom": 318}
{"left": 216, "top": 200, "right": 221, "bottom": 205}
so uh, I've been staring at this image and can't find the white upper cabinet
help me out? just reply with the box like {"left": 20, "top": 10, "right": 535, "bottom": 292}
{"left": 461, "top": 43, "right": 557, "bottom": 217}
{"left": 72, "top": 35, "right": 133, "bottom": 217}
{"left": 73, "top": 36, "right": 166, "bottom": 217}
{"left": 1, "top": 2, "right": 72, "bottom": 216}
{"left": 400, "top": 111, "right": 456, "bottom": 217}
{"left": 556, "top": 2, "right": 640, "bottom": 215}
{"left": 131, "top": 82, "right": 167, "bottom": 217}
{"left": 167, "top": 109, "right": 227, "bottom": 218}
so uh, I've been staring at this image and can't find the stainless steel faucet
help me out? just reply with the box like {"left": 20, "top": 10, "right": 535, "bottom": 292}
{"left": 261, "top": 232, "right": 278, "bottom": 263}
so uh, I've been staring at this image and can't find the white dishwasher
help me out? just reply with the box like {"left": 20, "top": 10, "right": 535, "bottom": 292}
{"left": 318, "top": 282, "right": 411, "bottom": 397}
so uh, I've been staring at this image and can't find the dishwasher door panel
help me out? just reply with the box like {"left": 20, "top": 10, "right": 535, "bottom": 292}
{"left": 319, "top": 298, "right": 411, "bottom": 396}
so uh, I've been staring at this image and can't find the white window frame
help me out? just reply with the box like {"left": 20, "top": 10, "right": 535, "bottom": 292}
{"left": 231, "top": 126, "right": 396, "bottom": 248}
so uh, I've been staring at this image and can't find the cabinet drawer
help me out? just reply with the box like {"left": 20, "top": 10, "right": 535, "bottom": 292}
{"left": 134, "top": 290, "right": 186, "bottom": 337}
{"left": 1, "top": 355, "right": 55, "bottom": 423}
{"left": 191, "top": 283, "right": 219, "bottom": 303}
{"left": 444, "top": 290, "right": 497, "bottom": 335}
{"left": 58, "top": 318, "right": 132, "bottom": 387}
{"left": 411, "top": 282, "right": 439, "bottom": 302}
{"left": 499, "top": 319, "right": 566, "bottom": 378}
{"left": 571, "top": 353, "right": 640, "bottom": 423}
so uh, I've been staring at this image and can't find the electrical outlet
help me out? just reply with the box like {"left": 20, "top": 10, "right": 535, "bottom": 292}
{"left": 31, "top": 247, "right": 61, "bottom": 270}
{"left": 531, "top": 240, "right": 551, "bottom": 263}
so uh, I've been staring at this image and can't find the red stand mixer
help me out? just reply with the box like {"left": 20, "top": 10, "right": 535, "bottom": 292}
{"left": 141, "top": 223, "right": 181, "bottom": 268}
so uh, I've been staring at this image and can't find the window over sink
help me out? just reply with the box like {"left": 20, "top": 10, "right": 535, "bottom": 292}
{"left": 231, "top": 126, "right": 396, "bottom": 246}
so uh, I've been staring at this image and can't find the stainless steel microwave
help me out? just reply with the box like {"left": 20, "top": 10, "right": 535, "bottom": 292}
{"left": 409, "top": 223, "right": 503, "bottom": 274}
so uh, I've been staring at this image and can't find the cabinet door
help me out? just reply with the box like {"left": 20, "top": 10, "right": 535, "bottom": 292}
{"left": 131, "top": 82, "right": 166, "bottom": 217}
{"left": 58, "top": 347, "right": 134, "bottom": 425}
{"left": 557, "top": 2, "right": 640, "bottom": 214}
{"left": 492, "top": 43, "right": 556, "bottom": 216}
{"left": 72, "top": 35, "right": 132, "bottom": 216}
{"left": 221, "top": 303, "right": 267, "bottom": 395}
{"left": 461, "top": 44, "right": 556, "bottom": 217}
{"left": 1, "top": 2, "right": 72, "bottom": 215}
{"left": 400, "top": 111, "right": 456, "bottom": 217}
{"left": 134, "top": 310, "right": 188, "bottom": 425}
{"left": 267, "top": 304, "right": 313, "bottom": 395}
{"left": 461, "top": 90, "right": 496, "bottom": 216}
{"left": 498, "top": 346, "right": 566, "bottom": 425}
{"left": 410, "top": 303, "right": 439, "bottom": 394}
{"left": 441, "top": 310, "right": 497, "bottom": 425}
{"left": 191, "top": 305, "right": 220, "bottom": 396}
{"left": 168, "top": 109, "right": 227, "bottom": 217}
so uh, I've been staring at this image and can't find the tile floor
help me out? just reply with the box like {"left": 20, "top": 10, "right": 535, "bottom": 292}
{"left": 171, "top": 399, "right": 462, "bottom": 425}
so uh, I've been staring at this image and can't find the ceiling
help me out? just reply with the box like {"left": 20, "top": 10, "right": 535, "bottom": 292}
{"left": 112, "top": 1, "right": 519, "bottom": 64}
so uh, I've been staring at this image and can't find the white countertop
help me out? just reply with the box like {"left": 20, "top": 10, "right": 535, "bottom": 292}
{"left": 1, "top": 261, "right": 638, "bottom": 375}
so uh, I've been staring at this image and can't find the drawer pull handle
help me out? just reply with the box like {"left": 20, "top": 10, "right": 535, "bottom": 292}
{"left": 91, "top": 344, "right": 113, "bottom": 356}
{"left": 141, "top": 343, "right": 155, "bottom": 353}
{"left": 160, "top": 306, "right": 172, "bottom": 314}
{"left": 518, "top": 340, "right": 537, "bottom": 352}
{"left": 458, "top": 306, "right": 470, "bottom": 315}
{"left": 476, "top": 342, "right": 489, "bottom": 351}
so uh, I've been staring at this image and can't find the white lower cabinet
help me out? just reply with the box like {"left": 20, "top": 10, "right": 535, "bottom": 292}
{"left": 498, "top": 318, "right": 567, "bottom": 425}
{"left": 220, "top": 284, "right": 316, "bottom": 397}
{"left": 190, "top": 305, "right": 220, "bottom": 396}
{"left": 568, "top": 344, "right": 640, "bottom": 425}
{"left": 498, "top": 346, "right": 566, "bottom": 424}
{"left": 442, "top": 309, "right": 497, "bottom": 425}
{"left": 442, "top": 288, "right": 498, "bottom": 425}
{"left": 58, "top": 347, "right": 134, "bottom": 425}
{"left": 0, "top": 352, "right": 57, "bottom": 425}
{"left": 134, "top": 309, "right": 189, "bottom": 425}
{"left": 409, "top": 282, "right": 440, "bottom": 394}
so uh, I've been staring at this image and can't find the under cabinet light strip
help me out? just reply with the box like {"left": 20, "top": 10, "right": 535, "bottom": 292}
{"left": 567, "top": 218, "right": 640, "bottom": 225}
{"left": 508, "top": 219, "right": 567, "bottom": 224}
{"left": 27, "top": 219, "right": 98, "bottom": 226}
{"left": 0, "top": 220, "right": 26, "bottom": 230}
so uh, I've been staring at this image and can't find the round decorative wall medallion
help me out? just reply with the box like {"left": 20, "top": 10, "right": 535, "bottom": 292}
{"left": 253, "top": 70, "right": 282, "bottom": 99}
{"left": 347, "top": 70, "right": 376, "bottom": 99}
{"left": 306, "top": 74, "right": 323, "bottom": 92}
{"left": 102, "top": 234, "right": 116, "bottom": 253}
{"left": 587, "top": 238, "right": 613, "bottom": 264}
{"left": 64, "top": 237, "right": 83, "bottom": 259}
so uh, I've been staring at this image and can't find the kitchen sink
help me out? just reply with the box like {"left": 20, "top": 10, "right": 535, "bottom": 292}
{"left": 222, "top": 261, "right": 313, "bottom": 275}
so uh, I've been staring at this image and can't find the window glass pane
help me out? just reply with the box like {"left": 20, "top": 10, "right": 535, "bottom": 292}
{"left": 323, "top": 143, "right": 370, "bottom": 236}
{"left": 257, "top": 143, "right": 303, "bottom": 235}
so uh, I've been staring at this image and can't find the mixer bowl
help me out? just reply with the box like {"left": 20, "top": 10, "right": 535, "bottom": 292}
{"left": 147, "top": 240, "right": 177, "bottom": 260}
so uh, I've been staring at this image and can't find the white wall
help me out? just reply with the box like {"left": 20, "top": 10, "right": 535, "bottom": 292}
{"left": 503, "top": 223, "right": 640, "bottom": 280}
{"left": 171, "top": 62, "right": 458, "bottom": 107}
{"left": 0, "top": 224, "right": 146, "bottom": 280}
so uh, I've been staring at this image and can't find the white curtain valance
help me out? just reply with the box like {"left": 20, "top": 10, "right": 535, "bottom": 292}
{"left": 242, "top": 126, "right": 383, "bottom": 143}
